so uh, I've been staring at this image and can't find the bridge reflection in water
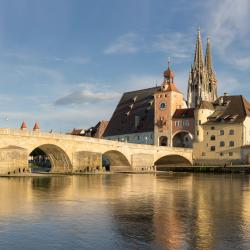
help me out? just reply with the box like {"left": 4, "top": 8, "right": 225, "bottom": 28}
{"left": 0, "top": 174, "right": 250, "bottom": 249}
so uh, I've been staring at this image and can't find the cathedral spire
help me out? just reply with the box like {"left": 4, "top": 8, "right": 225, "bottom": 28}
{"left": 205, "top": 36, "right": 213, "bottom": 72}
{"left": 194, "top": 28, "right": 204, "bottom": 68}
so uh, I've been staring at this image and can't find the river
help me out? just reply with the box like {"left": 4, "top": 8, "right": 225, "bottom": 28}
{"left": 0, "top": 173, "right": 250, "bottom": 250}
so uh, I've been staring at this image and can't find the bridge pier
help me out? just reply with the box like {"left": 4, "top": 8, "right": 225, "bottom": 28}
{"left": 0, "top": 146, "right": 29, "bottom": 175}
{"left": 131, "top": 153, "right": 154, "bottom": 171}
{"left": 73, "top": 151, "right": 102, "bottom": 173}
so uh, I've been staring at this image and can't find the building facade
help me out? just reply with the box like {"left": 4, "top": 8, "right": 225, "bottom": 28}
{"left": 193, "top": 95, "right": 250, "bottom": 165}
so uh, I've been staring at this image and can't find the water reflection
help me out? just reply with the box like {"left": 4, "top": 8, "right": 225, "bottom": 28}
{"left": 0, "top": 174, "right": 250, "bottom": 249}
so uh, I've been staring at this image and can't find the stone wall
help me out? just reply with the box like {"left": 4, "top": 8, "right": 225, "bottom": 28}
{"left": 73, "top": 151, "right": 102, "bottom": 172}
{"left": 0, "top": 146, "right": 28, "bottom": 175}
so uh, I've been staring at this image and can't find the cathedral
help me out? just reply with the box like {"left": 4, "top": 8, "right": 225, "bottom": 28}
{"left": 103, "top": 29, "right": 218, "bottom": 148}
{"left": 187, "top": 28, "right": 218, "bottom": 108}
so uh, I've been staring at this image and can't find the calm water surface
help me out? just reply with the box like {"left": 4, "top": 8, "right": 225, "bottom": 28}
{"left": 1, "top": 173, "right": 250, "bottom": 250}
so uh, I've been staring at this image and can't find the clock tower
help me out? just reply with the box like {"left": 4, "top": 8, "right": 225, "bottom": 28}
{"left": 154, "top": 62, "right": 186, "bottom": 146}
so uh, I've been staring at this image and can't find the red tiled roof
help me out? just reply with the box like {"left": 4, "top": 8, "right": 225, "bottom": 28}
{"left": 172, "top": 108, "right": 195, "bottom": 119}
{"left": 33, "top": 122, "right": 40, "bottom": 130}
{"left": 21, "top": 121, "right": 27, "bottom": 129}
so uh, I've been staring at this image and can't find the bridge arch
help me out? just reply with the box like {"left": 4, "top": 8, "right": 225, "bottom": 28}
{"left": 172, "top": 130, "right": 193, "bottom": 148}
{"left": 29, "top": 144, "right": 73, "bottom": 173}
{"left": 154, "top": 154, "right": 192, "bottom": 170}
{"left": 102, "top": 150, "right": 130, "bottom": 171}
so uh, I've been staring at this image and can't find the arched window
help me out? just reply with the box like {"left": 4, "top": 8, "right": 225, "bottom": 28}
{"left": 210, "top": 135, "right": 216, "bottom": 141}
{"left": 159, "top": 136, "right": 168, "bottom": 146}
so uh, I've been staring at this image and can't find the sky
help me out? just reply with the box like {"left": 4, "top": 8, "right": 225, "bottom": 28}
{"left": 0, "top": 0, "right": 250, "bottom": 132}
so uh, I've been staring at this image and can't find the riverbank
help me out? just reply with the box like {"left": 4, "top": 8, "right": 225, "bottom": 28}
{"left": 2, "top": 166, "right": 250, "bottom": 177}
{"left": 157, "top": 165, "right": 250, "bottom": 173}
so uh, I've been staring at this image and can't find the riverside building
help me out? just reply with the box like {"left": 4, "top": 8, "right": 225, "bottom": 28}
{"left": 103, "top": 29, "right": 213, "bottom": 147}
{"left": 193, "top": 95, "right": 250, "bottom": 165}
{"left": 103, "top": 61, "right": 195, "bottom": 147}
{"left": 104, "top": 29, "right": 250, "bottom": 166}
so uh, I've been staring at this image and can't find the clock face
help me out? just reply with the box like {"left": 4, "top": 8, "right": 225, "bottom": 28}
{"left": 160, "top": 102, "right": 167, "bottom": 110}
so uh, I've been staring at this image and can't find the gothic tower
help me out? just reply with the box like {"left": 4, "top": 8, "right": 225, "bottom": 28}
{"left": 187, "top": 29, "right": 218, "bottom": 108}
{"left": 205, "top": 37, "right": 218, "bottom": 102}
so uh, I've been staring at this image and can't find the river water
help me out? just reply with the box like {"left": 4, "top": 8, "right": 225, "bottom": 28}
{"left": 1, "top": 173, "right": 250, "bottom": 250}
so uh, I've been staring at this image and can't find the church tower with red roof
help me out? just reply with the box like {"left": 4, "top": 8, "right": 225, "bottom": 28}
{"left": 154, "top": 62, "right": 186, "bottom": 146}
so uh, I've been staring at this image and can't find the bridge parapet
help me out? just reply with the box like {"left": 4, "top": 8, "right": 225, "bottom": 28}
{"left": 0, "top": 128, "right": 193, "bottom": 152}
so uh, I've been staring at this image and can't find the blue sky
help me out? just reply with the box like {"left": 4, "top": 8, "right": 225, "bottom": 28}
{"left": 0, "top": 0, "right": 250, "bottom": 131}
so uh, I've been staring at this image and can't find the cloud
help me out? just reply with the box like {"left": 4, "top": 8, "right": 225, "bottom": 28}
{"left": 151, "top": 33, "right": 193, "bottom": 59}
{"left": 4, "top": 51, "right": 89, "bottom": 65}
{"left": 104, "top": 31, "right": 193, "bottom": 61}
{"left": 104, "top": 33, "right": 142, "bottom": 54}
{"left": 206, "top": 0, "right": 250, "bottom": 53}
{"left": 120, "top": 74, "right": 161, "bottom": 92}
{"left": 55, "top": 84, "right": 121, "bottom": 105}
{"left": 234, "top": 57, "right": 250, "bottom": 70}
{"left": 217, "top": 72, "right": 241, "bottom": 95}
{"left": 53, "top": 56, "right": 89, "bottom": 64}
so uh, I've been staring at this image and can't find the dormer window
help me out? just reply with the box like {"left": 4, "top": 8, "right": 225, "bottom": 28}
{"left": 129, "top": 104, "right": 134, "bottom": 109}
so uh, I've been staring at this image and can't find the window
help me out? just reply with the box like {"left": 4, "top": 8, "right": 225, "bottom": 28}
{"left": 220, "top": 152, "right": 224, "bottom": 156}
{"left": 175, "top": 121, "right": 181, "bottom": 127}
{"left": 202, "top": 152, "right": 205, "bottom": 156}
{"left": 220, "top": 130, "right": 224, "bottom": 135}
{"left": 229, "top": 129, "right": 234, "bottom": 135}
{"left": 197, "top": 130, "right": 199, "bottom": 136}
{"left": 199, "top": 120, "right": 201, "bottom": 125}
{"left": 229, "top": 141, "right": 234, "bottom": 147}
{"left": 183, "top": 120, "right": 189, "bottom": 127}
{"left": 210, "top": 146, "right": 216, "bottom": 151}
{"left": 135, "top": 115, "right": 140, "bottom": 128}
{"left": 137, "top": 136, "right": 140, "bottom": 140}
{"left": 229, "top": 152, "right": 233, "bottom": 156}
{"left": 210, "top": 135, "right": 216, "bottom": 141}
{"left": 211, "top": 126, "right": 215, "bottom": 130}
{"left": 220, "top": 141, "right": 225, "bottom": 147}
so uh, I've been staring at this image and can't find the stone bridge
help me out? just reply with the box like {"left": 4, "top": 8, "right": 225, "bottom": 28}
{"left": 0, "top": 128, "right": 193, "bottom": 174}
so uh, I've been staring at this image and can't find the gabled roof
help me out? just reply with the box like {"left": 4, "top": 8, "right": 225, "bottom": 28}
{"left": 103, "top": 87, "right": 159, "bottom": 137}
{"left": 204, "top": 95, "right": 250, "bottom": 125}
{"left": 172, "top": 108, "right": 195, "bottom": 119}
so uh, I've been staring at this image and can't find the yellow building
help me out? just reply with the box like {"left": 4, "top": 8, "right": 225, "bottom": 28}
{"left": 193, "top": 94, "right": 250, "bottom": 165}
